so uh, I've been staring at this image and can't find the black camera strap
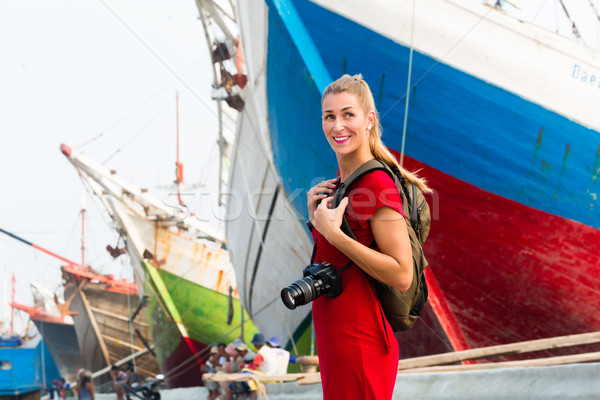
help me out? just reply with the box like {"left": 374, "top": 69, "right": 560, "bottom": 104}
{"left": 311, "top": 238, "right": 354, "bottom": 273}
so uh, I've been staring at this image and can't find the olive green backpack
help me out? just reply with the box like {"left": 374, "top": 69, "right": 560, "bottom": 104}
{"left": 333, "top": 158, "right": 431, "bottom": 332}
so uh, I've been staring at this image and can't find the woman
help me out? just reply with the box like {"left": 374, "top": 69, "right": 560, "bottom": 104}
{"left": 77, "top": 371, "right": 95, "bottom": 400}
{"left": 307, "top": 74, "right": 430, "bottom": 399}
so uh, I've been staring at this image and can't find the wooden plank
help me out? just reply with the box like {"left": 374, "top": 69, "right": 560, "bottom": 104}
{"left": 397, "top": 331, "right": 600, "bottom": 370}
{"left": 203, "top": 351, "right": 600, "bottom": 387}
{"left": 203, "top": 372, "right": 315, "bottom": 383}
{"left": 80, "top": 289, "right": 111, "bottom": 366}
{"left": 90, "top": 305, "right": 149, "bottom": 328}
{"left": 101, "top": 334, "right": 145, "bottom": 352}
{"left": 91, "top": 344, "right": 157, "bottom": 379}
{"left": 398, "top": 351, "right": 600, "bottom": 374}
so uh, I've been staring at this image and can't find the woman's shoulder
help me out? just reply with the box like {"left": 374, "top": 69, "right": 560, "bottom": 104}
{"left": 352, "top": 169, "right": 398, "bottom": 193}
{"left": 347, "top": 168, "right": 404, "bottom": 218}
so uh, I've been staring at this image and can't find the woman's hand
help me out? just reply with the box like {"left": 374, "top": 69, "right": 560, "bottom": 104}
{"left": 307, "top": 178, "right": 338, "bottom": 226}
{"left": 313, "top": 196, "right": 349, "bottom": 244}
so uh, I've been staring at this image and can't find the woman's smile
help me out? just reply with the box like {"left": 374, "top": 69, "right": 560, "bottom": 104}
{"left": 333, "top": 135, "right": 350, "bottom": 143}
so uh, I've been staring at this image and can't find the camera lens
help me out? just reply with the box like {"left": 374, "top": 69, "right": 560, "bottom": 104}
{"left": 281, "top": 276, "right": 319, "bottom": 310}
{"left": 281, "top": 287, "right": 300, "bottom": 309}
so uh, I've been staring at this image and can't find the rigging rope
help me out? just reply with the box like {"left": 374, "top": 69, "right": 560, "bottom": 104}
{"left": 558, "top": 0, "right": 582, "bottom": 40}
{"left": 101, "top": 99, "right": 174, "bottom": 165}
{"left": 590, "top": 0, "right": 600, "bottom": 23}
{"left": 77, "top": 58, "right": 209, "bottom": 150}
{"left": 400, "top": 0, "right": 416, "bottom": 168}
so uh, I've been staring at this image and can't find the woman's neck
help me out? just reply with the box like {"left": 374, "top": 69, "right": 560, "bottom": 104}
{"left": 337, "top": 148, "right": 373, "bottom": 182}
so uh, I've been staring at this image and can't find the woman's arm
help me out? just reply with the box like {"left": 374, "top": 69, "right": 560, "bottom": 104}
{"left": 313, "top": 198, "right": 413, "bottom": 291}
{"left": 87, "top": 382, "right": 95, "bottom": 400}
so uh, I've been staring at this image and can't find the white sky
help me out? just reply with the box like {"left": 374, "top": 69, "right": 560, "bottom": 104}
{"left": 0, "top": 0, "right": 224, "bottom": 333}
{"left": 0, "top": 0, "right": 598, "bottom": 334}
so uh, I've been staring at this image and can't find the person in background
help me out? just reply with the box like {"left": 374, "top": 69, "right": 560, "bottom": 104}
{"left": 78, "top": 371, "right": 95, "bottom": 400}
{"left": 229, "top": 342, "right": 257, "bottom": 399}
{"left": 217, "top": 342, "right": 229, "bottom": 369}
{"left": 63, "top": 379, "right": 75, "bottom": 400}
{"left": 49, "top": 379, "right": 61, "bottom": 400}
{"left": 202, "top": 346, "right": 220, "bottom": 400}
{"left": 75, "top": 369, "right": 85, "bottom": 400}
{"left": 266, "top": 336, "right": 294, "bottom": 375}
{"left": 125, "top": 363, "right": 142, "bottom": 387}
{"left": 233, "top": 342, "right": 256, "bottom": 372}
{"left": 109, "top": 365, "right": 127, "bottom": 400}
{"left": 249, "top": 333, "right": 278, "bottom": 375}
{"left": 59, "top": 378, "right": 67, "bottom": 399}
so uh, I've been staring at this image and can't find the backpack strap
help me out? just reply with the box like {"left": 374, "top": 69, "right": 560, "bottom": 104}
{"left": 332, "top": 159, "right": 396, "bottom": 240}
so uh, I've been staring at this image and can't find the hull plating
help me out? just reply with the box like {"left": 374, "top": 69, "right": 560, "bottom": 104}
{"left": 232, "top": 0, "right": 600, "bottom": 359}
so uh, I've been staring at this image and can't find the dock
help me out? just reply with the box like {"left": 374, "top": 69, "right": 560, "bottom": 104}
{"left": 92, "top": 362, "right": 600, "bottom": 400}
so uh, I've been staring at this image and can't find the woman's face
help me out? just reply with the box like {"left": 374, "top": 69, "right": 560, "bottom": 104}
{"left": 322, "top": 91, "right": 374, "bottom": 157}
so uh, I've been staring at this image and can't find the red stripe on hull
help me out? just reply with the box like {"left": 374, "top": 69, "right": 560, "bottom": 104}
{"left": 162, "top": 337, "right": 207, "bottom": 388}
{"left": 398, "top": 154, "right": 600, "bottom": 360}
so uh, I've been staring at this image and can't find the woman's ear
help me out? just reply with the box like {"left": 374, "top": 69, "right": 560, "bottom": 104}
{"left": 368, "top": 110, "right": 376, "bottom": 128}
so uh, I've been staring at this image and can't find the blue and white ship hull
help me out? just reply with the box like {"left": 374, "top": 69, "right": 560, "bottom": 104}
{"left": 227, "top": 0, "right": 600, "bottom": 358}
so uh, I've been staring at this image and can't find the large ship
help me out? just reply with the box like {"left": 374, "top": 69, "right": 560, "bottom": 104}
{"left": 60, "top": 145, "right": 260, "bottom": 388}
{"left": 196, "top": 0, "right": 600, "bottom": 360}
{"left": 10, "top": 282, "right": 85, "bottom": 383}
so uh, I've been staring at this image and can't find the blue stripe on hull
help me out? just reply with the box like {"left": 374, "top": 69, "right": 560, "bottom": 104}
{"left": 266, "top": 0, "right": 600, "bottom": 228}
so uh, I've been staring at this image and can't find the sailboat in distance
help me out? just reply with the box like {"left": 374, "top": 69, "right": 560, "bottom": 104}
{"left": 0, "top": 226, "right": 161, "bottom": 385}
{"left": 60, "top": 113, "right": 259, "bottom": 387}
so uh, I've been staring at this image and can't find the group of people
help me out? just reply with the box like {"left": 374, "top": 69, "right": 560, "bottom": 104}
{"left": 203, "top": 333, "right": 295, "bottom": 400}
{"left": 48, "top": 377, "right": 76, "bottom": 400}
{"left": 47, "top": 369, "right": 93, "bottom": 400}
{"left": 109, "top": 362, "right": 142, "bottom": 400}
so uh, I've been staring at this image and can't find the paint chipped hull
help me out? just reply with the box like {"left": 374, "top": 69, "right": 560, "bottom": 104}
{"left": 31, "top": 318, "right": 84, "bottom": 382}
{"left": 60, "top": 145, "right": 261, "bottom": 387}
{"left": 108, "top": 200, "right": 259, "bottom": 388}
{"left": 62, "top": 274, "right": 160, "bottom": 386}
{"left": 228, "top": 0, "right": 600, "bottom": 359}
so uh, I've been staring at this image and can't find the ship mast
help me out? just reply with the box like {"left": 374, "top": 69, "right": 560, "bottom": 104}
{"left": 10, "top": 273, "right": 15, "bottom": 334}
{"left": 174, "top": 91, "right": 185, "bottom": 206}
{"left": 81, "top": 207, "right": 86, "bottom": 268}
{"left": 0, "top": 228, "right": 79, "bottom": 268}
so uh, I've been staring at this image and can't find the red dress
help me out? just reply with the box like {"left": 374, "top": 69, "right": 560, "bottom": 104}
{"left": 312, "top": 170, "right": 404, "bottom": 400}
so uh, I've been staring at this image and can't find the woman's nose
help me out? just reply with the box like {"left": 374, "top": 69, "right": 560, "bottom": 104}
{"left": 334, "top": 118, "right": 344, "bottom": 131}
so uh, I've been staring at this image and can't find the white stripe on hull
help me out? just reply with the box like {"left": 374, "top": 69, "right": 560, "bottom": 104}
{"left": 313, "top": 0, "right": 600, "bottom": 130}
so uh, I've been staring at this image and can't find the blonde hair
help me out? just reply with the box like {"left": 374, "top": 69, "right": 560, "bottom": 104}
{"left": 322, "top": 74, "right": 431, "bottom": 193}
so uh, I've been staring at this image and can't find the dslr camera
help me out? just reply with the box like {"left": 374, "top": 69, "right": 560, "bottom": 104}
{"left": 281, "top": 262, "right": 342, "bottom": 310}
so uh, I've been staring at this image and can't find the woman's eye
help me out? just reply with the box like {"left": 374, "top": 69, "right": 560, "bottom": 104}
{"left": 324, "top": 114, "right": 333, "bottom": 120}
{"left": 344, "top": 112, "right": 354, "bottom": 117}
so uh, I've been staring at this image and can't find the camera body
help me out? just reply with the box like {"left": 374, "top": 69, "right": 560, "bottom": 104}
{"left": 281, "top": 262, "right": 342, "bottom": 310}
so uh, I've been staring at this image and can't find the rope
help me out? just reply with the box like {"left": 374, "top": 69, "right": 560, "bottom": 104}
{"left": 590, "top": 0, "right": 600, "bottom": 23}
{"left": 557, "top": 0, "right": 582, "bottom": 40}
{"left": 399, "top": 0, "right": 417, "bottom": 168}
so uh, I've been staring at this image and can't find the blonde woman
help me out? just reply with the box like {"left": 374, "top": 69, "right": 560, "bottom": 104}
{"left": 307, "top": 74, "right": 429, "bottom": 399}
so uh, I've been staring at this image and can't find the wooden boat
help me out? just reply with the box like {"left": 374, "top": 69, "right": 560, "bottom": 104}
{"left": 60, "top": 145, "right": 260, "bottom": 388}
{"left": 0, "top": 227, "right": 160, "bottom": 385}
{"left": 10, "top": 285, "right": 85, "bottom": 382}
{"left": 61, "top": 264, "right": 161, "bottom": 385}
